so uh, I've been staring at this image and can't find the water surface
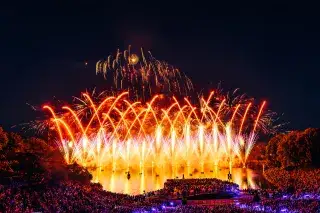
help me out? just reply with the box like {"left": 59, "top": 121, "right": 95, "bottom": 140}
{"left": 91, "top": 166, "right": 267, "bottom": 195}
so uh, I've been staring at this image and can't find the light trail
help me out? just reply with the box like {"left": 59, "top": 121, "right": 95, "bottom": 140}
{"left": 44, "top": 92, "right": 265, "bottom": 171}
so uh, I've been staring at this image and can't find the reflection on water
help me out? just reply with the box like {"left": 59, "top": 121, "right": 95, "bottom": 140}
{"left": 91, "top": 166, "right": 266, "bottom": 195}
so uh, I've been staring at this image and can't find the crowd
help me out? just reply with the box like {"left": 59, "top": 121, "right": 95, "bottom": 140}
{"left": 0, "top": 171, "right": 319, "bottom": 212}
{"left": 264, "top": 168, "right": 320, "bottom": 193}
{"left": 1, "top": 179, "right": 319, "bottom": 212}
{"left": 260, "top": 198, "right": 319, "bottom": 213}
{"left": 137, "top": 196, "right": 320, "bottom": 213}
{"left": 162, "top": 178, "right": 239, "bottom": 197}
{"left": 0, "top": 181, "right": 162, "bottom": 212}
{"left": 135, "top": 198, "right": 320, "bottom": 213}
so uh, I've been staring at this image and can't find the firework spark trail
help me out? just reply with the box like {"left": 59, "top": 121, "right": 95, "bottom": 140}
{"left": 253, "top": 101, "right": 266, "bottom": 132}
{"left": 44, "top": 92, "right": 265, "bottom": 171}
{"left": 96, "top": 46, "right": 194, "bottom": 101}
{"left": 239, "top": 103, "right": 252, "bottom": 135}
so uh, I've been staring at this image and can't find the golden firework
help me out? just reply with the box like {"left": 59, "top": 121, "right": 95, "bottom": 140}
{"left": 44, "top": 92, "right": 265, "bottom": 172}
{"left": 129, "top": 54, "right": 139, "bottom": 65}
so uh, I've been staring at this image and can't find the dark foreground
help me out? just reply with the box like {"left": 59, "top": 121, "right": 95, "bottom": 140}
{"left": 1, "top": 177, "right": 319, "bottom": 213}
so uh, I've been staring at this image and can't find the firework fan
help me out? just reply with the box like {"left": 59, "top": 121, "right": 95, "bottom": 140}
{"left": 43, "top": 91, "right": 268, "bottom": 170}
{"left": 96, "top": 46, "right": 194, "bottom": 101}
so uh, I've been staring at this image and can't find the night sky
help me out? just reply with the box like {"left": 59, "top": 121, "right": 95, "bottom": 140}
{"left": 1, "top": 2, "right": 319, "bottom": 131}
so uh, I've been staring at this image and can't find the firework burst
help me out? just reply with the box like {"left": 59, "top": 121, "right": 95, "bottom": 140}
{"left": 43, "top": 91, "right": 267, "bottom": 171}
{"left": 96, "top": 46, "right": 194, "bottom": 101}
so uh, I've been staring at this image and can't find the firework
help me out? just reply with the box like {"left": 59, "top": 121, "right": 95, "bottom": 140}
{"left": 96, "top": 46, "right": 194, "bottom": 101}
{"left": 44, "top": 92, "right": 266, "bottom": 172}
{"left": 34, "top": 47, "right": 282, "bottom": 174}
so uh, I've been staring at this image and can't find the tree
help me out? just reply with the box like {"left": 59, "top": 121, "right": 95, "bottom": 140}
{"left": 0, "top": 127, "right": 8, "bottom": 151}
{"left": 249, "top": 142, "right": 266, "bottom": 161}
{"left": 24, "top": 137, "right": 53, "bottom": 157}
{"left": 7, "top": 132, "right": 25, "bottom": 152}
{"left": 303, "top": 128, "right": 320, "bottom": 167}
{"left": 9, "top": 152, "right": 45, "bottom": 180}
{"left": 266, "top": 133, "right": 284, "bottom": 167}
{"left": 0, "top": 128, "right": 13, "bottom": 176}
{"left": 67, "top": 163, "right": 92, "bottom": 184}
{"left": 267, "top": 129, "right": 319, "bottom": 169}
{"left": 276, "top": 131, "right": 312, "bottom": 168}
{"left": 0, "top": 128, "right": 94, "bottom": 185}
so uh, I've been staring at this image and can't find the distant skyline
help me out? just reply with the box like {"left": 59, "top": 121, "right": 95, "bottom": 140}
{"left": 1, "top": 2, "right": 319, "bottom": 131}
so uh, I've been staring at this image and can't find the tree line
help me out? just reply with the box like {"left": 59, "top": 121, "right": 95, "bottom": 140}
{"left": 266, "top": 128, "right": 320, "bottom": 169}
{"left": 1, "top": 125, "right": 320, "bottom": 181}
{"left": 0, "top": 127, "right": 92, "bottom": 185}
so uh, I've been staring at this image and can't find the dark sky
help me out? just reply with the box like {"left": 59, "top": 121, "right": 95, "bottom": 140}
{"left": 0, "top": 2, "right": 319, "bottom": 131}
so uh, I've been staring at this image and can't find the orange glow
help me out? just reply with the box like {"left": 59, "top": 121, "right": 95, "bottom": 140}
{"left": 253, "top": 101, "right": 266, "bottom": 132}
{"left": 239, "top": 103, "right": 252, "bottom": 135}
{"left": 44, "top": 92, "right": 266, "bottom": 170}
